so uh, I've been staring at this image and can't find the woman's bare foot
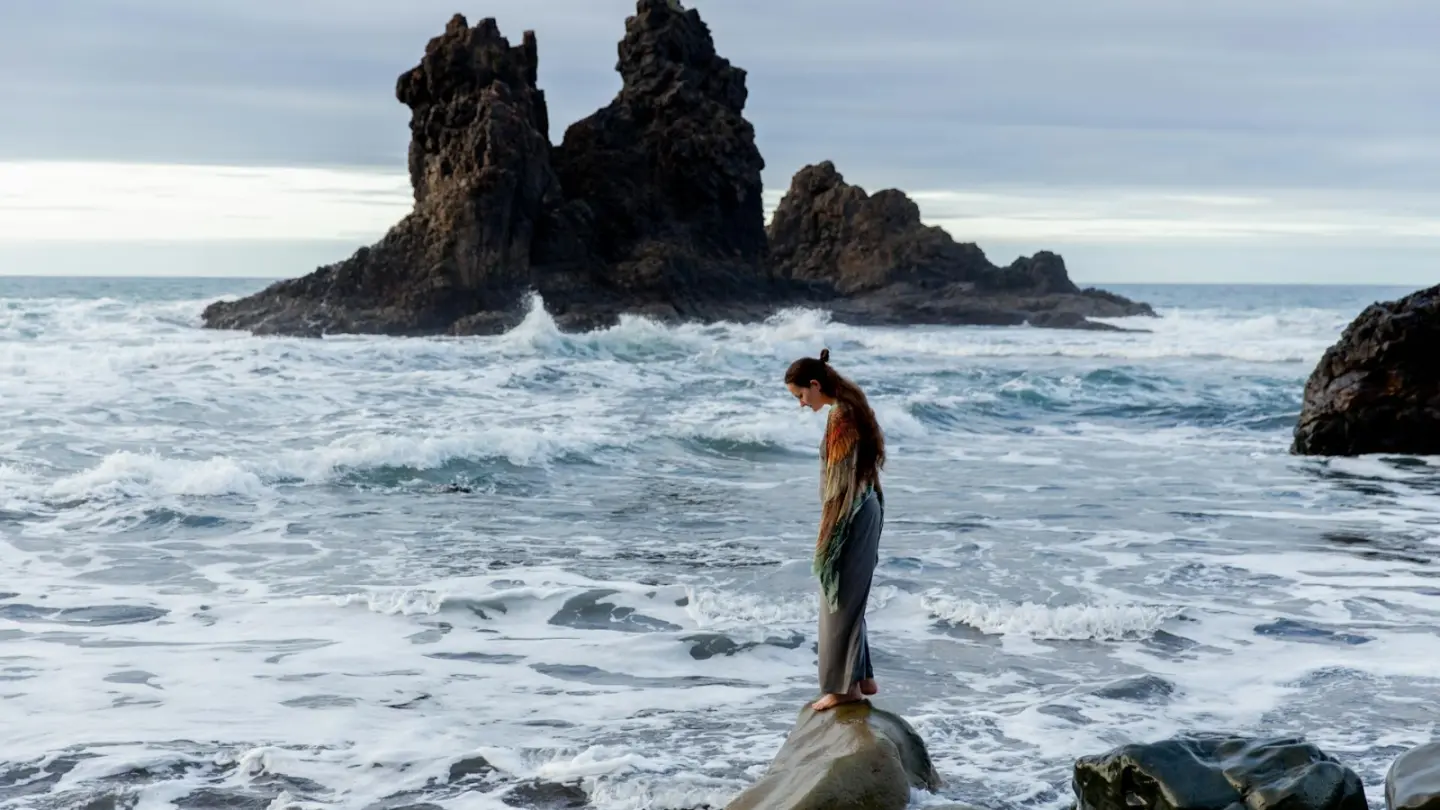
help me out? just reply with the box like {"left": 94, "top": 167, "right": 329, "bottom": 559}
{"left": 812, "top": 685, "right": 864, "bottom": 711}
{"left": 859, "top": 678, "right": 878, "bottom": 696}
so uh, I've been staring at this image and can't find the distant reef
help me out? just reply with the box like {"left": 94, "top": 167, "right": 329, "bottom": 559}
{"left": 202, "top": 1, "right": 1155, "bottom": 337}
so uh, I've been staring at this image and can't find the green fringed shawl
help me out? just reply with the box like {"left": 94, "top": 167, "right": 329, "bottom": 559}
{"left": 814, "top": 404, "right": 875, "bottom": 611}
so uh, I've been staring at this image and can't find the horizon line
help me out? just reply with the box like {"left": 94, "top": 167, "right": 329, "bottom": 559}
{"left": 0, "top": 273, "right": 1421, "bottom": 289}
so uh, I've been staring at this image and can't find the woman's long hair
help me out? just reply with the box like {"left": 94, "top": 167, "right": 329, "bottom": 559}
{"left": 785, "top": 348, "right": 886, "bottom": 487}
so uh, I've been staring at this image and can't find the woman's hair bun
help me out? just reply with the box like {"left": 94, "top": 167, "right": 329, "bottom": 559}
{"left": 819, "top": 348, "right": 830, "bottom": 363}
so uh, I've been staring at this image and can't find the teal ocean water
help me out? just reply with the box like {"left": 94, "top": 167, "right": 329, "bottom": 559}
{"left": 1, "top": 277, "right": 1436, "bottom": 810}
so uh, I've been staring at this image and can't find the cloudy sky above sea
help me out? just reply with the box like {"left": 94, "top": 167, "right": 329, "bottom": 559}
{"left": 1, "top": 0, "right": 1435, "bottom": 284}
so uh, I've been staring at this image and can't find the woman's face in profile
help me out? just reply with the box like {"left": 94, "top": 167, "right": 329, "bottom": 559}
{"left": 787, "top": 380, "right": 827, "bottom": 412}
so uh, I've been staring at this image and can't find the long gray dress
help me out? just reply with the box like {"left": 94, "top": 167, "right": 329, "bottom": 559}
{"left": 817, "top": 491, "right": 883, "bottom": 694}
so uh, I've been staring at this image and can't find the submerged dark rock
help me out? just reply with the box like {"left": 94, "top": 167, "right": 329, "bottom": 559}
{"left": 447, "top": 755, "right": 495, "bottom": 783}
{"left": 0, "top": 603, "right": 168, "bottom": 626}
{"left": 1254, "top": 618, "right": 1372, "bottom": 645}
{"left": 1073, "top": 734, "right": 1369, "bottom": 810}
{"left": 1090, "top": 674, "right": 1175, "bottom": 703}
{"left": 1292, "top": 283, "right": 1440, "bottom": 456}
{"left": 502, "top": 779, "right": 588, "bottom": 809}
{"left": 724, "top": 701, "right": 940, "bottom": 810}
{"left": 202, "top": 3, "right": 1153, "bottom": 338}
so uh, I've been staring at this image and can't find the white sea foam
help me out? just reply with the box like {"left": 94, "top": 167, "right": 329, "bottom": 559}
{"left": 924, "top": 595, "right": 1182, "bottom": 640}
{"left": 684, "top": 587, "right": 817, "bottom": 629}
{"left": 263, "top": 426, "right": 612, "bottom": 479}
{"left": 329, "top": 587, "right": 447, "bottom": 616}
{"left": 29, "top": 425, "right": 616, "bottom": 506}
{"left": 45, "top": 450, "right": 268, "bottom": 500}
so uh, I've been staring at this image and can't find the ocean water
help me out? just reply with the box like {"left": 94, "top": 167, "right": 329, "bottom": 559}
{"left": 1, "top": 277, "right": 1438, "bottom": 810}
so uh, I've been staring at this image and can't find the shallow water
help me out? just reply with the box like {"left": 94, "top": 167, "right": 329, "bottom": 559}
{"left": 0, "top": 277, "right": 1436, "bottom": 810}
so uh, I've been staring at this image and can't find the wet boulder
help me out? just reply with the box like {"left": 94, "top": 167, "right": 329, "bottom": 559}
{"left": 724, "top": 701, "right": 941, "bottom": 810}
{"left": 1292, "top": 283, "right": 1440, "bottom": 456}
{"left": 1073, "top": 734, "right": 1369, "bottom": 810}
{"left": 1387, "top": 743, "right": 1440, "bottom": 810}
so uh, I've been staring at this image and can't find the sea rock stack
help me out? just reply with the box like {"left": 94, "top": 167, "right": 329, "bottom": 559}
{"left": 551, "top": 0, "right": 772, "bottom": 317}
{"left": 201, "top": 2, "right": 1155, "bottom": 337}
{"left": 203, "top": 1, "right": 778, "bottom": 336}
{"left": 1292, "top": 283, "right": 1440, "bottom": 456}
{"left": 203, "top": 15, "right": 564, "bottom": 336}
{"left": 767, "top": 160, "right": 997, "bottom": 295}
{"left": 768, "top": 161, "right": 1155, "bottom": 330}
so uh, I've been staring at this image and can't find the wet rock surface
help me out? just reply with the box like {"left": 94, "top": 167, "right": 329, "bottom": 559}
{"left": 1387, "top": 743, "right": 1440, "bottom": 810}
{"left": 1293, "top": 283, "right": 1440, "bottom": 456}
{"left": 1073, "top": 734, "right": 1369, "bottom": 810}
{"left": 723, "top": 701, "right": 940, "bottom": 810}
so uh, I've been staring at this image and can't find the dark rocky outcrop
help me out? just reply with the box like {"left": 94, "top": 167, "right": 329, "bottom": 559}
{"left": 1292, "top": 284, "right": 1440, "bottom": 456}
{"left": 205, "top": 15, "right": 565, "bottom": 336}
{"left": 768, "top": 161, "right": 1155, "bottom": 331}
{"left": 724, "top": 701, "right": 940, "bottom": 810}
{"left": 1388, "top": 743, "right": 1440, "bottom": 810}
{"left": 204, "top": 1, "right": 778, "bottom": 337}
{"left": 550, "top": 0, "right": 771, "bottom": 321}
{"left": 202, "top": 3, "right": 1153, "bottom": 338}
{"left": 1073, "top": 734, "right": 1369, "bottom": 810}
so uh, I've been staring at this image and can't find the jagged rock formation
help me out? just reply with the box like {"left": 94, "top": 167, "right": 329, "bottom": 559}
{"left": 550, "top": 0, "right": 771, "bottom": 319}
{"left": 768, "top": 161, "right": 1155, "bottom": 330}
{"left": 1292, "top": 283, "right": 1440, "bottom": 456}
{"left": 724, "top": 702, "right": 940, "bottom": 810}
{"left": 767, "top": 161, "right": 994, "bottom": 296}
{"left": 203, "top": 1, "right": 777, "bottom": 336}
{"left": 202, "top": 2, "right": 1154, "bottom": 338}
{"left": 1074, "top": 734, "right": 1369, "bottom": 810}
{"left": 204, "top": 15, "right": 562, "bottom": 336}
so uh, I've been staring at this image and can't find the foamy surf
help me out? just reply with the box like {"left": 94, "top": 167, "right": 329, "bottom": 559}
{"left": 45, "top": 450, "right": 268, "bottom": 500}
{"left": 923, "top": 595, "right": 1182, "bottom": 640}
{"left": 0, "top": 278, "right": 1434, "bottom": 809}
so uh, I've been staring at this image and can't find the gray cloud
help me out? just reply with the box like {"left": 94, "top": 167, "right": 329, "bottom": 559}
{"left": 3, "top": 0, "right": 1437, "bottom": 196}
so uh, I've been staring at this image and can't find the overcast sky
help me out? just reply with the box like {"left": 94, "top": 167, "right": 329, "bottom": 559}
{"left": 2, "top": 0, "right": 1436, "bottom": 284}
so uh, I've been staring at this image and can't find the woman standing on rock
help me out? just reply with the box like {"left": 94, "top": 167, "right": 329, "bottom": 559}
{"left": 784, "top": 349, "right": 886, "bottom": 711}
